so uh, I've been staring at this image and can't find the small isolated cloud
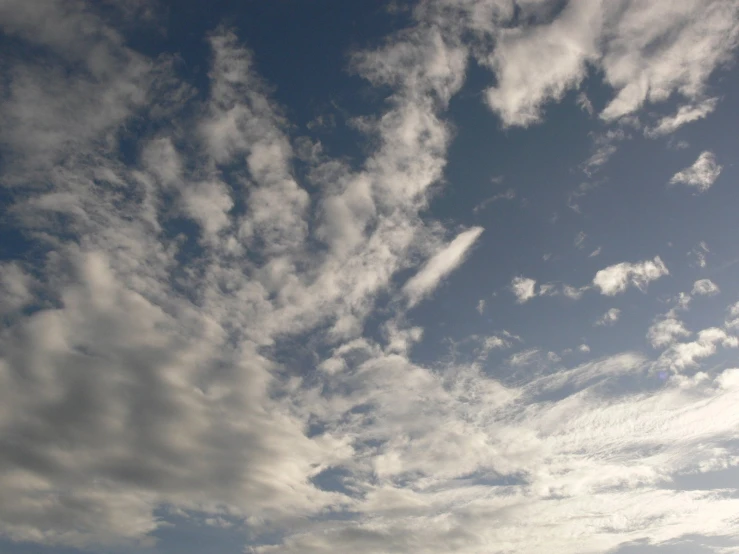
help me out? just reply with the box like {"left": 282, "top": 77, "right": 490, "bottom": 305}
{"left": 581, "top": 129, "right": 627, "bottom": 177}
{"left": 508, "top": 348, "right": 540, "bottom": 366}
{"left": 476, "top": 299, "right": 485, "bottom": 314}
{"left": 578, "top": 344, "right": 590, "bottom": 353}
{"left": 511, "top": 276, "right": 537, "bottom": 303}
{"left": 589, "top": 246, "right": 601, "bottom": 257}
{"left": 574, "top": 231, "right": 586, "bottom": 249}
{"left": 690, "top": 241, "right": 710, "bottom": 268}
{"left": 404, "top": 227, "right": 484, "bottom": 307}
{"left": 473, "top": 188, "right": 515, "bottom": 213}
{"left": 576, "top": 91, "right": 594, "bottom": 116}
{"left": 692, "top": 279, "right": 720, "bottom": 296}
{"left": 593, "top": 256, "right": 669, "bottom": 295}
{"left": 596, "top": 308, "right": 621, "bottom": 326}
{"left": 645, "top": 98, "right": 718, "bottom": 137}
{"left": 563, "top": 284, "right": 587, "bottom": 300}
{"left": 648, "top": 318, "right": 691, "bottom": 349}
{"left": 567, "top": 181, "right": 600, "bottom": 212}
{"left": 669, "top": 151, "right": 722, "bottom": 192}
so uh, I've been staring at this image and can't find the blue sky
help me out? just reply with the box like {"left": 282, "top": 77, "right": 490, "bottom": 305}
{"left": 1, "top": 1, "right": 739, "bottom": 553}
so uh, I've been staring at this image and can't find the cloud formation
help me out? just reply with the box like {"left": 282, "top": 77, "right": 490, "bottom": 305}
{"left": 593, "top": 257, "right": 669, "bottom": 295}
{"left": 669, "top": 151, "right": 723, "bottom": 192}
{"left": 511, "top": 276, "right": 537, "bottom": 303}
{"left": 1, "top": 1, "right": 738, "bottom": 553}
{"left": 596, "top": 308, "right": 621, "bottom": 326}
{"left": 404, "top": 227, "right": 484, "bottom": 307}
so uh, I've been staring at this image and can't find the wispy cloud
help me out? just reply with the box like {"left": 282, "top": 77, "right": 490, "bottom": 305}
{"left": 473, "top": 188, "right": 516, "bottom": 213}
{"left": 645, "top": 98, "right": 719, "bottom": 137}
{"left": 404, "top": 227, "right": 484, "bottom": 307}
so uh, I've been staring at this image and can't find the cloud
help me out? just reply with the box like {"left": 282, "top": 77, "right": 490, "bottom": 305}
{"left": 657, "top": 327, "right": 738, "bottom": 371}
{"left": 588, "top": 247, "right": 601, "bottom": 258}
{"left": 474, "top": 0, "right": 739, "bottom": 127}
{"left": 511, "top": 276, "right": 537, "bottom": 303}
{"left": 574, "top": 231, "right": 586, "bottom": 249}
{"left": 690, "top": 241, "right": 711, "bottom": 268}
{"left": 3, "top": 1, "right": 739, "bottom": 553}
{"left": 562, "top": 285, "right": 587, "bottom": 300}
{"left": 576, "top": 91, "right": 594, "bottom": 116}
{"left": 648, "top": 318, "right": 692, "bottom": 348}
{"left": 645, "top": 97, "right": 719, "bottom": 137}
{"left": 593, "top": 257, "right": 669, "bottom": 295}
{"left": 476, "top": 299, "right": 485, "bottom": 314}
{"left": 596, "top": 308, "right": 621, "bottom": 326}
{"left": 669, "top": 151, "right": 722, "bottom": 192}
{"left": 693, "top": 279, "right": 720, "bottom": 296}
{"left": 508, "top": 348, "right": 540, "bottom": 366}
{"left": 0, "top": 2, "right": 478, "bottom": 546}
{"left": 473, "top": 188, "right": 515, "bottom": 213}
{"left": 403, "top": 227, "right": 484, "bottom": 307}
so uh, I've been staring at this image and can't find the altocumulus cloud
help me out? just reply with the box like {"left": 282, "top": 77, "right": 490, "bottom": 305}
{"left": 1, "top": 1, "right": 739, "bottom": 554}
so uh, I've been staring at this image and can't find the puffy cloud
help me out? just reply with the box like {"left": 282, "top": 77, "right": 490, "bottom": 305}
{"left": 403, "top": 227, "right": 484, "bottom": 307}
{"left": 693, "top": 279, "right": 720, "bottom": 296}
{"left": 596, "top": 308, "right": 621, "bottom": 327}
{"left": 669, "top": 151, "right": 722, "bottom": 192}
{"left": 511, "top": 276, "right": 537, "bottom": 303}
{"left": 648, "top": 318, "right": 692, "bottom": 349}
{"left": 657, "top": 327, "right": 738, "bottom": 371}
{"left": 593, "top": 256, "right": 669, "bottom": 295}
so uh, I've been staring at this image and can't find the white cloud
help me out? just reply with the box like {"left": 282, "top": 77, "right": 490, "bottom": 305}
{"left": 473, "top": 188, "right": 515, "bottom": 213}
{"left": 508, "top": 348, "right": 540, "bottom": 366}
{"left": 669, "top": 151, "right": 722, "bottom": 192}
{"left": 648, "top": 318, "right": 692, "bottom": 348}
{"left": 3, "top": 1, "right": 739, "bottom": 553}
{"left": 657, "top": 327, "right": 738, "bottom": 371}
{"left": 511, "top": 276, "right": 537, "bottom": 303}
{"left": 593, "top": 256, "right": 669, "bottom": 295}
{"left": 476, "top": 299, "right": 485, "bottom": 314}
{"left": 645, "top": 97, "right": 719, "bottom": 137}
{"left": 596, "top": 308, "right": 621, "bottom": 327}
{"left": 576, "top": 91, "right": 594, "bottom": 116}
{"left": 690, "top": 241, "right": 711, "bottom": 268}
{"left": 578, "top": 344, "right": 591, "bottom": 353}
{"left": 474, "top": 0, "right": 739, "bottom": 127}
{"left": 403, "top": 227, "right": 484, "bottom": 307}
{"left": 693, "top": 278, "right": 720, "bottom": 296}
{"left": 588, "top": 246, "right": 601, "bottom": 258}
{"left": 562, "top": 285, "right": 587, "bottom": 300}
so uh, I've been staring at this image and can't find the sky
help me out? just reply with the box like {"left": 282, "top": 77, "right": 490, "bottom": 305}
{"left": 1, "top": 1, "right": 739, "bottom": 553}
